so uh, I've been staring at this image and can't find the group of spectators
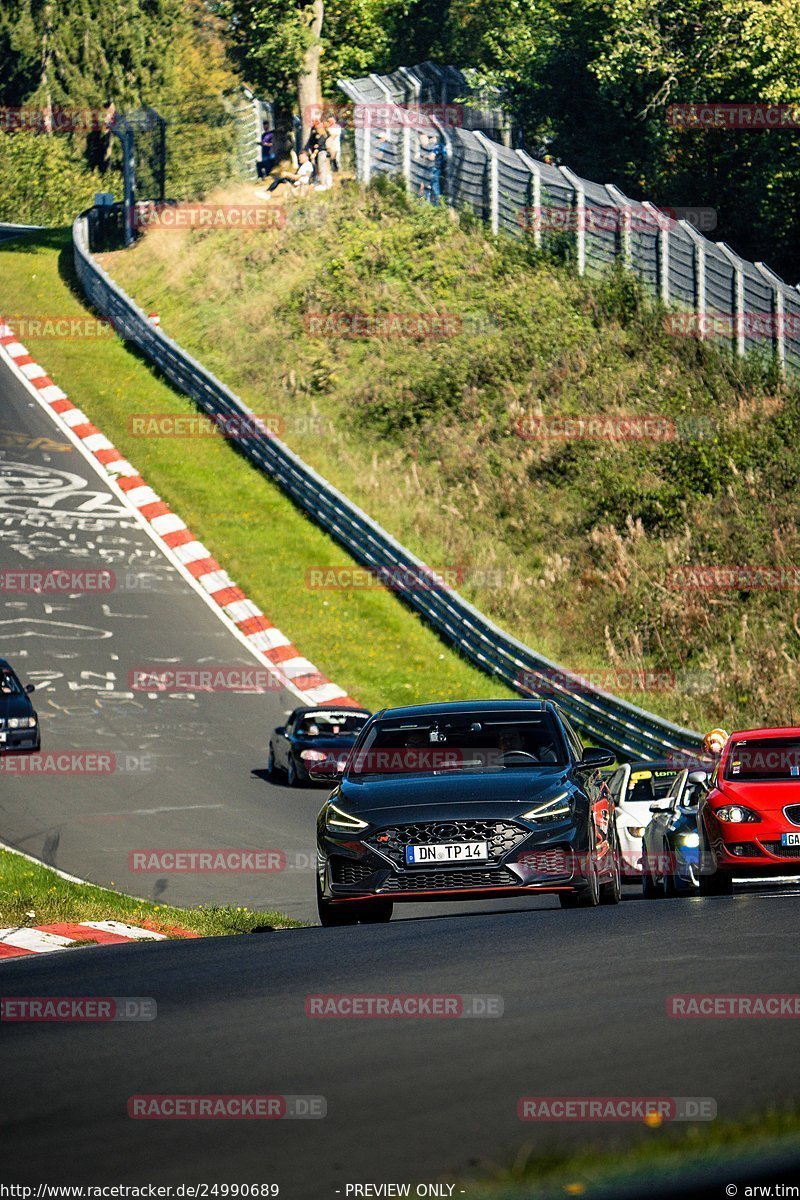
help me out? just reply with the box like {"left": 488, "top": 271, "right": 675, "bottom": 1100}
{"left": 258, "top": 117, "right": 343, "bottom": 195}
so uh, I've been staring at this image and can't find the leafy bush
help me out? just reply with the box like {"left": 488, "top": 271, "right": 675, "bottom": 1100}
{"left": 0, "top": 132, "right": 118, "bottom": 225}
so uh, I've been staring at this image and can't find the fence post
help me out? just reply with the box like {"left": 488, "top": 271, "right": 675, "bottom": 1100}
{"left": 718, "top": 243, "right": 746, "bottom": 358}
{"left": 514, "top": 149, "right": 541, "bottom": 249}
{"left": 605, "top": 184, "right": 632, "bottom": 269}
{"left": 643, "top": 202, "right": 670, "bottom": 305}
{"left": 474, "top": 131, "right": 499, "bottom": 235}
{"left": 679, "top": 220, "right": 707, "bottom": 340}
{"left": 754, "top": 262, "right": 787, "bottom": 377}
{"left": 558, "top": 166, "right": 585, "bottom": 276}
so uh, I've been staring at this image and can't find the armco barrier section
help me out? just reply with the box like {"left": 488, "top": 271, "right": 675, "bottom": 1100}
{"left": 73, "top": 207, "right": 702, "bottom": 760}
{"left": 341, "top": 63, "right": 800, "bottom": 379}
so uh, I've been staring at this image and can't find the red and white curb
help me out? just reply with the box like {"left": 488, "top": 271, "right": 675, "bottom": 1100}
{"left": 0, "top": 920, "right": 198, "bottom": 960}
{"left": 0, "top": 319, "right": 358, "bottom": 708}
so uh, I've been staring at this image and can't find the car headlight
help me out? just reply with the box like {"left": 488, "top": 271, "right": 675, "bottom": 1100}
{"left": 300, "top": 749, "right": 328, "bottom": 763}
{"left": 325, "top": 803, "right": 368, "bottom": 832}
{"left": 8, "top": 717, "right": 36, "bottom": 729}
{"left": 677, "top": 832, "right": 700, "bottom": 848}
{"left": 626, "top": 826, "right": 646, "bottom": 838}
{"left": 522, "top": 792, "right": 571, "bottom": 822}
{"left": 715, "top": 805, "right": 760, "bottom": 824}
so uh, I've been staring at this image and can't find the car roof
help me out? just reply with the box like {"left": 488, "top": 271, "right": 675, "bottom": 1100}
{"left": 372, "top": 699, "right": 551, "bottom": 720}
{"left": 727, "top": 726, "right": 800, "bottom": 740}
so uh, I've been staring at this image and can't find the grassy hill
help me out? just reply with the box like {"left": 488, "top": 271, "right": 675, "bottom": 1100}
{"left": 98, "top": 178, "right": 800, "bottom": 731}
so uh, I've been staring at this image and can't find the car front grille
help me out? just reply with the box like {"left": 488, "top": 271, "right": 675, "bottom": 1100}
{"left": 366, "top": 821, "right": 528, "bottom": 868}
{"left": 329, "top": 857, "right": 378, "bottom": 886}
{"left": 761, "top": 841, "right": 800, "bottom": 859}
{"left": 783, "top": 805, "right": 800, "bottom": 826}
{"left": 379, "top": 867, "right": 521, "bottom": 893}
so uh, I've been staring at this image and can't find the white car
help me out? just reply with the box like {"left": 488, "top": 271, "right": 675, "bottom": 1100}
{"left": 609, "top": 760, "right": 686, "bottom": 877}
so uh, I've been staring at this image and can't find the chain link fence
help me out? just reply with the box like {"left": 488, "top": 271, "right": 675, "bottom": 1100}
{"left": 339, "top": 63, "right": 800, "bottom": 379}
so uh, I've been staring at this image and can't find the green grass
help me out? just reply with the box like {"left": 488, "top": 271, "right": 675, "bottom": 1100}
{"left": 0, "top": 848, "right": 301, "bottom": 935}
{"left": 0, "top": 226, "right": 511, "bottom": 711}
{"left": 467, "top": 1106, "right": 800, "bottom": 1197}
{"left": 93, "top": 178, "right": 800, "bottom": 733}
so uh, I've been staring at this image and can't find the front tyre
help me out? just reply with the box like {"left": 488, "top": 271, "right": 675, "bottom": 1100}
{"left": 287, "top": 755, "right": 299, "bottom": 788}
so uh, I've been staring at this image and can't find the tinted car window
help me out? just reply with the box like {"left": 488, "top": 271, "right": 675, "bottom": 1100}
{"left": 724, "top": 737, "right": 800, "bottom": 782}
{"left": 349, "top": 711, "right": 567, "bottom": 777}
{"left": 0, "top": 671, "right": 22, "bottom": 695}
{"left": 297, "top": 710, "right": 370, "bottom": 737}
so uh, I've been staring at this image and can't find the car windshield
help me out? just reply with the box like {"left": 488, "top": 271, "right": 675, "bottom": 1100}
{"left": 624, "top": 768, "right": 680, "bottom": 805}
{"left": 349, "top": 711, "right": 567, "bottom": 777}
{"left": 297, "top": 710, "right": 369, "bottom": 737}
{"left": 724, "top": 737, "right": 800, "bottom": 782}
{"left": 0, "top": 671, "right": 22, "bottom": 696}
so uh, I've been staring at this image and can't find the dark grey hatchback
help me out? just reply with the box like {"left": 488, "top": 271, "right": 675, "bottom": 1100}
{"left": 313, "top": 699, "right": 619, "bottom": 925}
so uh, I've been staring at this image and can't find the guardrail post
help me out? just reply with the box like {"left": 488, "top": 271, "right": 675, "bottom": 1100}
{"left": 473, "top": 131, "right": 499, "bottom": 235}
{"left": 605, "top": 184, "right": 632, "bottom": 269}
{"left": 514, "top": 149, "right": 541, "bottom": 249}
{"left": 643, "top": 202, "right": 670, "bottom": 305}
{"left": 718, "top": 243, "right": 746, "bottom": 358}
{"left": 679, "top": 220, "right": 707, "bottom": 339}
{"left": 755, "top": 262, "right": 787, "bottom": 377}
{"left": 558, "top": 166, "right": 586, "bottom": 275}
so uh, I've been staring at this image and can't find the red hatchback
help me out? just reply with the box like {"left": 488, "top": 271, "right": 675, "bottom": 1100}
{"left": 699, "top": 726, "right": 800, "bottom": 894}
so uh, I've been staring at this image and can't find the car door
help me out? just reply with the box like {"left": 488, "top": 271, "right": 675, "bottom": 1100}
{"left": 650, "top": 772, "right": 685, "bottom": 880}
{"left": 276, "top": 711, "right": 298, "bottom": 770}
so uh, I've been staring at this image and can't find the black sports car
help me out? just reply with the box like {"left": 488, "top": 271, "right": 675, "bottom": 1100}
{"left": 0, "top": 658, "right": 40, "bottom": 752}
{"left": 641, "top": 766, "right": 708, "bottom": 897}
{"left": 312, "top": 699, "right": 619, "bottom": 925}
{"left": 268, "top": 705, "right": 371, "bottom": 787}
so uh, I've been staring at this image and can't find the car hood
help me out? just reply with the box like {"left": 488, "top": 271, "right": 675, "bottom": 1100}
{"left": 0, "top": 694, "right": 33, "bottom": 721}
{"left": 337, "top": 767, "right": 572, "bottom": 821}
{"left": 713, "top": 779, "right": 800, "bottom": 814}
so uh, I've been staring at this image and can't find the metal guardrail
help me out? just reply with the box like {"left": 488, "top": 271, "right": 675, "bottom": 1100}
{"left": 72, "top": 205, "right": 703, "bottom": 759}
{"left": 340, "top": 63, "right": 800, "bottom": 379}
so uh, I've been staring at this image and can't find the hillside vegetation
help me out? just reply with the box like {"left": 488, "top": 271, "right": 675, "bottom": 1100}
{"left": 102, "top": 179, "right": 800, "bottom": 731}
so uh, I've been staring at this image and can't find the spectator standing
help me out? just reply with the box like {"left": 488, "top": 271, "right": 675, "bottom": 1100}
{"left": 257, "top": 128, "right": 276, "bottom": 179}
{"left": 325, "top": 116, "right": 343, "bottom": 172}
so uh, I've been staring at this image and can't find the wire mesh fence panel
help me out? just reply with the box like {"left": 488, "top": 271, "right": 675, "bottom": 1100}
{"left": 628, "top": 204, "right": 660, "bottom": 292}
{"left": 495, "top": 146, "right": 532, "bottom": 239}
{"left": 742, "top": 261, "right": 777, "bottom": 358}
{"left": 447, "top": 127, "right": 488, "bottom": 218}
{"left": 667, "top": 226, "right": 697, "bottom": 308}
{"left": 369, "top": 125, "right": 402, "bottom": 178}
{"left": 784, "top": 289, "right": 800, "bottom": 376}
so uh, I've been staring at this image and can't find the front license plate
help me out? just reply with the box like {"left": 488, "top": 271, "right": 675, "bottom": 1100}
{"left": 405, "top": 841, "right": 488, "bottom": 865}
{"left": 781, "top": 832, "right": 800, "bottom": 847}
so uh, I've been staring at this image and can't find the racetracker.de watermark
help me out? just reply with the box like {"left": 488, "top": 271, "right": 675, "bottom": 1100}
{"left": 0, "top": 568, "right": 116, "bottom": 595}
{"left": 668, "top": 995, "right": 800, "bottom": 1018}
{"left": 0, "top": 752, "right": 153, "bottom": 775}
{"left": 305, "top": 993, "right": 503, "bottom": 1018}
{"left": 304, "top": 311, "right": 463, "bottom": 338}
{"left": 132, "top": 203, "right": 286, "bottom": 230}
{"left": 666, "top": 565, "right": 800, "bottom": 590}
{"left": 0, "top": 106, "right": 112, "bottom": 132}
{"left": 665, "top": 313, "right": 800, "bottom": 339}
{"left": 128, "top": 666, "right": 282, "bottom": 694}
{"left": 0, "top": 997, "right": 156, "bottom": 1022}
{"left": 667, "top": 103, "right": 800, "bottom": 130}
{"left": 127, "top": 413, "right": 284, "bottom": 439}
{"left": 129, "top": 849, "right": 286, "bottom": 873}
{"left": 517, "top": 205, "right": 717, "bottom": 235}
{"left": 514, "top": 414, "right": 716, "bottom": 442}
{"left": 0, "top": 314, "right": 116, "bottom": 339}
{"left": 304, "top": 101, "right": 463, "bottom": 130}
{"left": 516, "top": 667, "right": 714, "bottom": 697}
{"left": 518, "top": 1096, "right": 716, "bottom": 1121}
{"left": 128, "top": 1095, "right": 326, "bottom": 1119}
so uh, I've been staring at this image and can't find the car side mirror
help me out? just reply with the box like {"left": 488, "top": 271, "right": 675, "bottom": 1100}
{"left": 308, "top": 760, "right": 343, "bottom": 783}
{"left": 687, "top": 770, "right": 708, "bottom": 785}
{"left": 274, "top": 726, "right": 286, "bottom": 737}
{"left": 25, "top": 683, "right": 35, "bottom": 694}
{"left": 649, "top": 801, "right": 670, "bottom": 813}
{"left": 581, "top": 746, "right": 616, "bottom": 768}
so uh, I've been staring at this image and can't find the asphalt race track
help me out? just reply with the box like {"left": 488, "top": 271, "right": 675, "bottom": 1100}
{"left": 1, "top": 320, "right": 799, "bottom": 1197}
{"left": 0, "top": 336, "right": 560, "bottom": 924}
{"left": 2, "top": 893, "right": 799, "bottom": 1195}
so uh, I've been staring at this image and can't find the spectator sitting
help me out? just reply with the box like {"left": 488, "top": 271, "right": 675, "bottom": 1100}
{"left": 305, "top": 120, "right": 328, "bottom": 163}
{"left": 266, "top": 151, "right": 314, "bottom": 193}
